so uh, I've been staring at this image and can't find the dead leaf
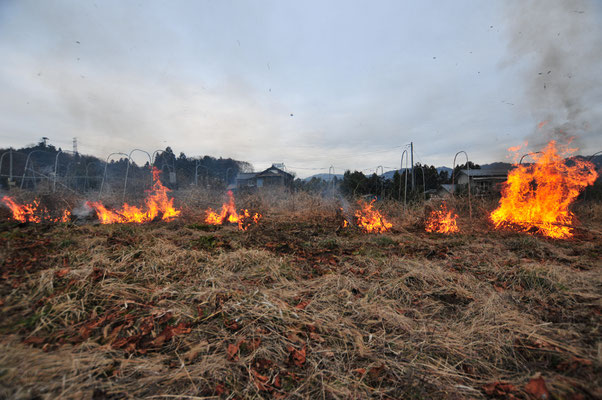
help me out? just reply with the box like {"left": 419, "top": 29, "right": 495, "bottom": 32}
{"left": 227, "top": 343, "right": 239, "bottom": 361}
{"left": 56, "top": 268, "right": 70, "bottom": 278}
{"left": 251, "top": 369, "right": 270, "bottom": 391}
{"left": 287, "top": 332, "right": 304, "bottom": 344}
{"left": 352, "top": 368, "right": 366, "bottom": 375}
{"left": 309, "top": 332, "right": 325, "bottom": 343}
{"left": 368, "top": 364, "right": 385, "bottom": 380}
{"left": 215, "top": 383, "right": 227, "bottom": 395}
{"left": 483, "top": 381, "right": 517, "bottom": 398}
{"left": 287, "top": 344, "right": 306, "bottom": 367}
{"left": 295, "top": 300, "right": 310, "bottom": 310}
{"left": 524, "top": 375, "right": 550, "bottom": 399}
{"left": 23, "top": 336, "right": 44, "bottom": 345}
{"left": 185, "top": 340, "right": 209, "bottom": 362}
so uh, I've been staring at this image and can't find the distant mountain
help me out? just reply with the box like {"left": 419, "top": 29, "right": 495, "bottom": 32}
{"left": 303, "top": 173, "right": 344, "bottom": 182}
{"left": 480, "top": 162, "right": 513, "bottom": 171}
{"left": 436, "top": 166, "right": 452, "bottom": 175}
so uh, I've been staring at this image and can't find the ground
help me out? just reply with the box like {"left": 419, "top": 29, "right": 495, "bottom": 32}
{"left": 0, "top": 196, "right": 600, "bottom": 399}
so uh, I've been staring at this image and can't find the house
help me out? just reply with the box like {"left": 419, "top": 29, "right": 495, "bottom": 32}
{"left": 456, "top": 168, "right": 511, "bottom": 194}
{"left": 235, "top": 164, "right": 294, "bottom": 190}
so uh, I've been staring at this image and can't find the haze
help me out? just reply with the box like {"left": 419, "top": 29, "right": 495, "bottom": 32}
{"left": 0, "top": 0, "right": 600, "bottom": 177}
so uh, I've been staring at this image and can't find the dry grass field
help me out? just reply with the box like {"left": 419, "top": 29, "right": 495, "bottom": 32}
{"left": 0, "top": 192, "right": 600, "bottom": 399}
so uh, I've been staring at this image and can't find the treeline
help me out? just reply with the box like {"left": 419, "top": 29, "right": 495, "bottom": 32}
{"left": 0, "top": 141, "right": 252, "bottom": 191}
{"left": 294, "top": 162, "right": 480, "bottom": 200}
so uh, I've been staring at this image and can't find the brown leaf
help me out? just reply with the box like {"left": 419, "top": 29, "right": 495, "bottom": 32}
{"left": 352, "top": 368, "right": 366, "bottom": 375}
{"left": 150, "top": 321, "right": 191, "bottom": 347}
{"left": 309, "top": 332, "right": 325, "bottom": 343}
{"left": 224, "top": 319, "right": 240, "bottom": 331}
{"left": 287, "top": 344, "right": 306, "bottom": 367}
{"left": 557, "top": 356, "right": 593, "bottom": 372}
{"left": 56, "top": 268, "right": 70, "bottom": 278}
{"left": 287, "top": 332, "right": 304, "bottom": 344}
{"left": 295, "top": 300, "right": 310, "bottom": 310}
{"left": 483, "top": 381, "right": 517, "bottom": 396}
{"left": 524, "top": 375, "right": 550, "bottom": 400}
{"left": 368, "top": 364, "right": 385, "bottom": 380}
{"left": 215, "top": 383, "right": 227, "bottom": 395}
{"left": 227, "top": 343, "right": 239, "bottom": 361}
{"left": 24, "top": 336, "right": 44, "bottom": 345}
{"left": 251, "top": 369, "right": 270, "bottom": 391}
{"left": 185, "top": 340, "right": 209, "bottom": 362}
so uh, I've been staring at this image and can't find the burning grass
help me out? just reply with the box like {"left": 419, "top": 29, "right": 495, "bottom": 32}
{"left": 205, "top": 190, "right": 262, "bottom": 230}
{"left": 425, "top": 202, "right": 460, "bottom": 234}
{"left": 491, "top": 140, "right": 598, "bottom": 239}
{"left": 0, "top": 194, "right": 600, "bottom": 399}
{"left": 352, "top": 198, "right": 393, "bottom": 233}
{"left": 87, "top": 167, "right": 180, "bottom": 224}
{"left": 1, "top": 195, "right": 71, "bottom": 223}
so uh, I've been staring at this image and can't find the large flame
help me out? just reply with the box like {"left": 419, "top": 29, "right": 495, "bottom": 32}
{"left": 490, "top": 140, "right": 598, "bottom": 239}
{"left": 205, "top": 191, "right": 261, "bottom": 230}
{"left": 2, "top": 196, "right": 71, "bottom": 223}
{"left": 354, "top": 199, "right": 393, "bottom": 233}
{"left": 88, "top": 167, "right": 180, "bottom": 224}
{"left": 425, "top": 202, "right": 459, "bottom": 234}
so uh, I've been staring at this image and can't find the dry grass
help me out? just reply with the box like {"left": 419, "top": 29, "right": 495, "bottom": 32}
{"left": 0, "top": 191, "right": 600, "bottom": 399}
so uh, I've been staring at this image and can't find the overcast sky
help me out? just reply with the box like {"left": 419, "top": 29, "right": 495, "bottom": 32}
{"left": 0, "top": 0, "right": 600, "bottom": 177}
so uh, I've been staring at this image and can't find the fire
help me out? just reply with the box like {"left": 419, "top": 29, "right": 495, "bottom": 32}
{"left": 88, "top": 167, "right": 180, "bottom": 224}
{"left": 205, "top": 191, "right": 261, "bottom": 230}
{"left": 2, "top": 196, "right": 71, "bottom": 223}
{"left": 425, "top": 202, "right": 459, "bottom": 234}
{"left": 354, "top": 199, "right": 392, "bottom": 233}
{"left": 490, "top": 140, "right": 598, "bottom": 239}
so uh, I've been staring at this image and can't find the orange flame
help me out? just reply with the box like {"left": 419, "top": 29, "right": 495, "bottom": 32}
{"left": 354, "top": 199, "right": 392, "bottom": 233}
{"left": 490, "top": 140, "right": 598, "bottom": 239}
{"left": 205, "top": 191, "right": 261, "bottom": 230}
{"left": 425, "top": 202, "right": 459, "bottom": 234}
{"left": 2, "top": 196, "right": 71, "bottom": 223}
{"left": 88, "top": 167, "right": 180, "bottom": 224}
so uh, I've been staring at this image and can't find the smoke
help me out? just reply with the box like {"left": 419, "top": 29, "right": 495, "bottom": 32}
{"left": 71, "top": 201, "right": 93, "bottom": 219}
{"left": 503, "top": 0, "right": 602, "bottom": 149}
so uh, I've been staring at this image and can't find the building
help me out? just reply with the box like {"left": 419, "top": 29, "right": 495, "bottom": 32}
{"left": 456, "top": 168, "right": 510, "bottom": 194}
{"left": 234, "top": 164, "right": 294, "bottom": 190}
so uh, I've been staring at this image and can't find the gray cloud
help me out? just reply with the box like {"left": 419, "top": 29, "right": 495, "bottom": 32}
{"left": 0, "top": 0, "right": 600, "bottom": 176}
{"left": 502, "top": 0, "right": 602, "bottom": 150}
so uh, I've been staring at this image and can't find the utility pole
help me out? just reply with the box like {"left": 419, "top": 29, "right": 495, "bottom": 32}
{"left": 410, "top": 142, "right": 415, "bottom": 190}
{"left": 72, "top": 137, "right": 78, "bottom": 155}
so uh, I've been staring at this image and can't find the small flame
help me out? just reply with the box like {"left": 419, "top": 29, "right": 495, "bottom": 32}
{"left": 425, "top": 202, "right": 459, "bottom": 234}
{"left": 490, "top": 140, "right": 598, "bottom": 239}
{"left": 204, "top": 191, "right": 261, "bottom": 230}
{"left": 2, "top": 196, "right": 71, "bottom": 223}
{"left": 354, "top": 199, "right": 392, "bottom": 233}
{"left": 88, "top": 167, "right": 181, "bottom": 224}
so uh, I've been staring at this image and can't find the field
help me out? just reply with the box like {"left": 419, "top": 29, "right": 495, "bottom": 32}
{"left": 0, "top": 191, "right": 601, "bottom": 399}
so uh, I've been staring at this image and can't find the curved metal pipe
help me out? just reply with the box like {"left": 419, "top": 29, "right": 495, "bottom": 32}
{"left": 519, "top": 151, "right": 542, "bottom": 165}
{"left": 0, "top": 150, "right": 16, "bottom": 182}
{"left": 399, "top": 150, "right": 409, "bottom": 206}
{"left": 85, "top": 161, "right": 103, "bottom": 191}
{"left": 328, "top": 165, "right": 335, "bottom": 197}
{"left": 452, "top": 150, "right": 471, "bottom": 219}
{"left": 195, "top": 160, "right": 208, "bottom": 186}
{"left": 53, "top": 150, "right": 77, "bottom": 192}
{"left": 419, "top": 165, "right": 426, "bottom": 200}
{"left": 99, "top": 152, "right": 130, "bottom": 197}
{"left": 20, "top": 150, "right": 47, "bottom": 189}
{"left": 587, "top": 150, "right": 602, "bottom": 162}
{"left": 123, "top": 149, "right": 152, "bottom": 202}
{"left": 375, "top": 165, "right": 384, "bottom": 198}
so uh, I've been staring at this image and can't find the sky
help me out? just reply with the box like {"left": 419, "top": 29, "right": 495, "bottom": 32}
{"left": 0, "top": 0, "right": 601, "bottom": 177}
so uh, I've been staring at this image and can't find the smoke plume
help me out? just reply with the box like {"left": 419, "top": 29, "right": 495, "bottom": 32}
{"left": 503, "top": 0, "right": 602, "bottom": 149}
